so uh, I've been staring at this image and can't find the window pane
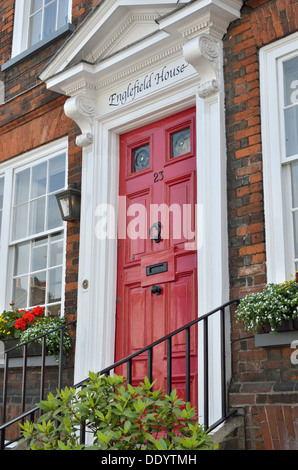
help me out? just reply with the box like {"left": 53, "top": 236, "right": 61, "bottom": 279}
{"left": 48, "top": 267, "right": 62, "bottom": 303}
{"left": 283, "top": 56, "right": 298, "bottom": 107}
{"left": 31, "top": 237, "right": 48, "bottom": 272}
{"left": 14, "top": 242, "right": 30, "bottom": 276}
{"left": 30, "top": 271, "right": 46, "bottom": 306}
{"left": 50, "top": 232, "right": 63, "bottom": 266}
{"left": 31, "top": 162, "right": 47, "bottom": 198}
{"left": 291, "top": 162, "right": 298, "bottom": 208}
{"left": 31, "top": 0, "right": 43, "bottom": 13}
{"left": 171, "top": 128, "right": 190, "bottom": 158}
{"left": 47, "top": 194, "right": 62, "bottom": 230}
{"left": 13, "top": 276, "right": 28, "bottom": 309}
{"left": 29, "top": 10, "right": 42, "bottom": 46}
{"left": 293, "top": 211, "right": 298, "bottom": 259}
{"left": 29, "top": 197, "right": 46, "bottom": 235}
{"left": 12, "top": 204, "right": 29, "bottom": 240}
{"left": 0, "top": 177, "right": 4, "bottom": 209}
{"left": 15, "top": 169, "right": 30, "bottom": 205}
{"left": 43, "top": 1, "right": 57, "bottom": 39}
{"left": 284, "top": 106, "right": 298, "bottom": 158}
{"left": 49, "top": 154, "right": 65, "bottom": 192}
{"left": 57, "top": 0, "right": 69, "bottom": 28}
{"left": 0, "top": 177, "right": 4, "bottom": 240}
{"left": 47, "top": 304, "right": 61, "bottom": 317}
{"left": 133, "top": 145, "right": 150, "bottom": 172}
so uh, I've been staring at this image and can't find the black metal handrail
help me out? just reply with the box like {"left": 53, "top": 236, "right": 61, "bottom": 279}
{"left": 0, "top": 299, "right": 240, "bottom": 450}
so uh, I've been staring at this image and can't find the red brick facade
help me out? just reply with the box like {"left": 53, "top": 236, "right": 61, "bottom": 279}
{"left": 224, "top": 0, "right": 298, "bottom": 450}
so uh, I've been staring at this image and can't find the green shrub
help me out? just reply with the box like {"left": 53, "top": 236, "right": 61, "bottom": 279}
{"left": 20, "top": 373, "right": 217, "bottom": 450}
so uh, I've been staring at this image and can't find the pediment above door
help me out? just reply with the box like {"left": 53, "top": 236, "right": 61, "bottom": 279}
{"left": 40, "top": 0, "right": 242, "bottom": 142}
{"left": 40, "top": 0, "right": 242, "bottom": 87}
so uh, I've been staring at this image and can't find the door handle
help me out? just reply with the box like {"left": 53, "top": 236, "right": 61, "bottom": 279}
{"left": 149, "top": 222, "right": 161, "bottom": 243}
{"left": 151, "top": 285, "right": 162, "bottom": 295}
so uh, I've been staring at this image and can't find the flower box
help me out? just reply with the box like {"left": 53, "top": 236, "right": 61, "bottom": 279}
{"left": 0, "top": 304, "right": 73, "bottom": 361}
{"left": 236, "top": 274, "right": 298, "bottom": 336}
{"left": 260, "top": 318, "right": 298, "bottom": 334}
{"left": 3, "top": 338, "right": 45, "bottom": 358}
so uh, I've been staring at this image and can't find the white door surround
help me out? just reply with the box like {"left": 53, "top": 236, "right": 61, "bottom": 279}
{"left": 41, "top": 0, "right": 242, "bottom": 425}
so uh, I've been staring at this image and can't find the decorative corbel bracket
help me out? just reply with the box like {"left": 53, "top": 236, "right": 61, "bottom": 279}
{"left": 64, "top": 94, "right": 96, "bottom": 147}
{"left": 183, "top": 34, "right": 222, "bottom": 98}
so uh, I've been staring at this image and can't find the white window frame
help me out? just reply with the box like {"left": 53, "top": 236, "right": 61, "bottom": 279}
{"left": 260, "top": 32, "right": 298, "bottom": 283}
{"left": 0, "top": 138, "right": 68, "bottom": 313}
{"left": 11, "top": 0, "right": 72, "bottom": 58}
{"left": 0, "top": 175, "right": 4, "bottom": 244}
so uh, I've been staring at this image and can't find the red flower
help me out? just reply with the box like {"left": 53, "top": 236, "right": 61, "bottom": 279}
{"left": 22, "top": 312, "right": 35, "bottom": 323}
{"left": 15, "top": 318, "right": 28, "bottom": 331}
{"left": 32, "top": 306, "right": 44, "bottom": 317}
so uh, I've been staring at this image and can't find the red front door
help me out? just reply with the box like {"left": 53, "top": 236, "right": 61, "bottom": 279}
{"left": 115, "top": 108, "right": 197, "bottom": 405}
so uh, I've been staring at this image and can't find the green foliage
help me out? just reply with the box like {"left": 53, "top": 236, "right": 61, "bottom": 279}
{"left": 20, "top": 373, "right": 217, "bottom": 451}
{"left": 0, "top": 302, "right": 73, "bottom": 360}
{"left": 0, "top": 306, "right": 23, "bottom": 339}
{"left": 18, "top": 316, "right": 73, "bottom": 360}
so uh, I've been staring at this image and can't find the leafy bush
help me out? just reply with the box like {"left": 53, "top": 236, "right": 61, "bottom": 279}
{"left": 20, "top": 373, "right": 217, "bottom": 451}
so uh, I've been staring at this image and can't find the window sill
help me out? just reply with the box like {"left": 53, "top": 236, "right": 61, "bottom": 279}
{"left": 255, "top": 330, "right": 298, "bottom": 347}
{"left": 1, "top": 23, "right": 75, "bottom": 73}
{"left": 0, "top": 355, "right": 57, "bottom": 368}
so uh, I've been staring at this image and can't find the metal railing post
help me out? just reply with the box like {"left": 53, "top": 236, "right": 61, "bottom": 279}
{"left": 203, "top": 316, "right": 209, "bottom": 431}
{"left": 185, "top": 327, "right": 191, "bottom": 403}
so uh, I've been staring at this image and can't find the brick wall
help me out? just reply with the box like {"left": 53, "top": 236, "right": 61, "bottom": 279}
{"left": 224, "top": 0, "right": 298, "bottom": 450}
{"left": 0, "top": 363, "right": 74, "bottom": 441}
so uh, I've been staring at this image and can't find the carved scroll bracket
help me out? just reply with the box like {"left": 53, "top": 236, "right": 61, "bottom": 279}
{"left": 64, "top": 94, "right": 96, "bottom": 147}
{"left": 183, "top": 34, "right": 222, "bottom": 99}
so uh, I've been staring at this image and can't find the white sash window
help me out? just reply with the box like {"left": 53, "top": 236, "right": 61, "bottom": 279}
{"left": 11, "top": 0, "right": 71, "bottom": 57}
{"left": 261, "top": 33, "right": 298, "bottom": 282}
{"left": 28, "top": 0, "right": 70, "bottom": 48}
{"left": 0, "top": 140, "right": 67, "bottom": 315}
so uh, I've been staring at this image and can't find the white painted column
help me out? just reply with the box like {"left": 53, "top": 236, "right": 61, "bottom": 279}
{"left": 64, "top": 94, "right": 119, "bottom": 384}
{"left": 184, "top": 35, "right": 229, "bottom": 427}
{"left": 73, "top": 121, "right": 119, "bottom": 384}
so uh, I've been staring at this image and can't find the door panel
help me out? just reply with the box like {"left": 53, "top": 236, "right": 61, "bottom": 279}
{"left": 115, "top": 107, "right": 197, "bottom": 406}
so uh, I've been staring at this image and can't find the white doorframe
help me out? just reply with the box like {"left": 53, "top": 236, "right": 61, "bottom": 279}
{"left": 72, "top": 73, "right": 229, "bottom": 432}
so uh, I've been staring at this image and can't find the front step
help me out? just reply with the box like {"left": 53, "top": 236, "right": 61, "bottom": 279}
{"left": 212, "top": 409, "right": 246, "bottom": 450}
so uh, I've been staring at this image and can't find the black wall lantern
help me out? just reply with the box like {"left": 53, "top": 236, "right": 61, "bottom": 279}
{"left": 55, "top": 183, "right": 81, "bottom": 222}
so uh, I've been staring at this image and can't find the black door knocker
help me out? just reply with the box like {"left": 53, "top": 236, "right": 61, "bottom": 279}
{"left": 149, "top": 221, "right": 161, "bottom": 243}
{"left": 151, "top": 285, "right": 162, "bottom": 295}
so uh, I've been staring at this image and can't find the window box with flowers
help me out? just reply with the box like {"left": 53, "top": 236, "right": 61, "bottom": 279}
{"left": 0, "top": 304, "right": 73, "bottom": 361}
{"left": 235, "top": 273, "right": 298, "bottom": 347}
